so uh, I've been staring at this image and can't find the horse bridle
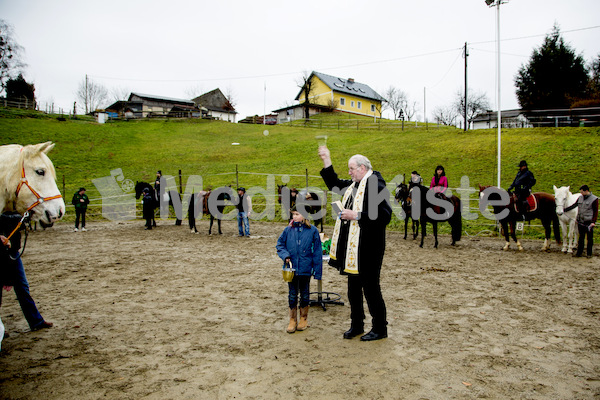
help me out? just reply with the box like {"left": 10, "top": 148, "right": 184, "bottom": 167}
{"left": 5, "top": 158, "right": 63, "bottom": 242}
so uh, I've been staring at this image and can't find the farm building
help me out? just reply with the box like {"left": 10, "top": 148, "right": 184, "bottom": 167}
{"left": 472, "top": 106, "right": 600, "bottom": 129}
{"left": 105, "top": 93, "right": 202, "bottom": 119}
{"left": 191, "top": 89, "right": 237, "bottom": 122}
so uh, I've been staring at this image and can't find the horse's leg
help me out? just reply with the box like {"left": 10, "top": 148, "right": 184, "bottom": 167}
{"left": 559, "top": 218, "right": 568, "bottom": 253}
{"left": 512, "top": 220, "right": 524, "bottom": 251}
{"left": 433, "top": 221, "right": 438, "bottom": 248}
{"left": 403, "top": 217, "right": 408, "bottom": 240}
{"left": 209, "top": 214, "right": 214, "bottom": 235}
{"left": 419, "top": 220, "right": 426, "bottom": 248}
{"left": 500, "top": 220, "right": 511, "bottom": 251}
{"left": 566, "top": 219, "right": 574, "bottom": 253}
{"left": 413, "top": 218, "right": 419, "bottom": 240}
{"left": 218, "top": 217, "right": 223, "bottom": 235}
{"left": 541, "top": 218, "right": 551, "bottom": 251}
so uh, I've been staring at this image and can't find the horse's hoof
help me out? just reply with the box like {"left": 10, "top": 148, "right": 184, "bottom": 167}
{"left": 419, "top": 244, "right": 424, "bottom": 248}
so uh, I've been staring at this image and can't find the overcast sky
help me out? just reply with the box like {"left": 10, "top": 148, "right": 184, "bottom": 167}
{"left": 2, "top": 0, "right": 599, "bottom": 121}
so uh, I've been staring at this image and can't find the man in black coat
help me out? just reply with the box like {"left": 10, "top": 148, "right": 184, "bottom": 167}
{"left": 318, "top": 146, "right": 392, "bottom": 341}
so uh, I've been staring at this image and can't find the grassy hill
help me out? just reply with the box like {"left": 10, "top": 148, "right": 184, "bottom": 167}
{"left": 1, "top": 108, "right": 599, "bottom": 239}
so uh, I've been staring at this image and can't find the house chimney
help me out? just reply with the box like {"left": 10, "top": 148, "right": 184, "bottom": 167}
{"left": 348, "top": 78, "right": 354, "bottom": 83}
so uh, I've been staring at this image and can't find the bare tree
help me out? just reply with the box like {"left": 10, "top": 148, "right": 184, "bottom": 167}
{"left": 0, "top": 19, "right": 27, "bottom": 96}
{"left": 432, "top": 105, "right": 459, "bottom": 126}
{"left": 110, "top": 86, "right": 131, "bottom": 102}
{"left": 297, "top": 71, "right": 316, "bottom": 119}
{"left": 325, "top": 98, "right": 339, "bottom": 112}
{"left": 383, "top": 86, "right": 405, "bottom": 119}
{"left": 223, "top": 86, "right": 237, "bottom": 111}
{"left": 76, "top": 75, "right": 108, "bottom": 114}
{"left": 403, "top": 100, "right": 418, "bottom": 121}
{"left": 453, "top": 89, "right": 490, "bottom": 128}
{"left": 185, "top": 84, "right": 204, "bottom": 100}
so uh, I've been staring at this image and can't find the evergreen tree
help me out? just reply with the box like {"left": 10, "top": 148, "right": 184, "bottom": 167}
{"left": 6, "top": 73, "right": 35, "bottom": 103}
{"left": 515, "top": 24, "right": 588, "bottom": 110}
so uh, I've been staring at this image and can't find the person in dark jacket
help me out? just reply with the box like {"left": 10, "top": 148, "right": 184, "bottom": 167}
{"left": 276, "top": 205, "right": 322, "bottom": 333}
{"left": 507, "top": 160, "right": 536, "bottom": 215}
{"left": 574, "top": 185, "right": 598, "bottom": 258}
{"left": 318, "top": 146, "right": 392, "bottom": 341}
{"left": 154, "top": 171, "right": 162, "bottom": 203}
{"left": 71, "top": 187, "right": 90, "bottom": 232}
{"left": 142, "top": 188, "right": 154, "bottom": 230}
{"left": 236, "top": 187, "right": 251, "bottom": 237}
{"left": 0, "top": 212, "right": 53, "bottom": 332}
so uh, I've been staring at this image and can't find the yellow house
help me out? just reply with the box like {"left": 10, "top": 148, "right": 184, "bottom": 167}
{"left": 295, "top": 71, "right": 384, "bottom": 118}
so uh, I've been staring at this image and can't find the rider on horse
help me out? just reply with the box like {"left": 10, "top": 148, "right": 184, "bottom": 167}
{"left": 508, "top": 160, "right": 536, "bottom": 216}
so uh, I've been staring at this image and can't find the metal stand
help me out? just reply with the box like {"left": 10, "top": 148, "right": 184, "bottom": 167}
{"left": 310, "top": 256, "right": 344, "bottom": 311}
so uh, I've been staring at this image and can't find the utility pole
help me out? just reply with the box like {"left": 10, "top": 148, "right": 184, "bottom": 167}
{"left": 464, "top": 42, "right": 469, "bottom": 132}
{"left": 85, "top": 74, "right": 89, "bottom": 114}
{"left": 424, "top": 87, "right": 427, "bottom": 130}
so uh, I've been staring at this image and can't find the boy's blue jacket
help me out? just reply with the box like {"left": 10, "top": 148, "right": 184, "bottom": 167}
{"left": 276, "top": 223, "right": 322, "bottom": 280}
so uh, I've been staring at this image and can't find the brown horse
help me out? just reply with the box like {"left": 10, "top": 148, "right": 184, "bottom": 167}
{"left": 478, "top": 185, "right": 560, "bottom": 251}
{"left": 408, "top": 184, "right": 462, "bottom": 248}
{"left": 187, "top": 188, "right": 231, "bottom": 234}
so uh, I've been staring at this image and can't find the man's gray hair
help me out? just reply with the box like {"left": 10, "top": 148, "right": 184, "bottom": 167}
{"left": 349, "top": 154, "right": 372, "bottom": 170}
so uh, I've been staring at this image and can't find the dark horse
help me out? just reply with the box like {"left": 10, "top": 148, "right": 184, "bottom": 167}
{"left": 478, "top": 185, "right": 560, "bottom": 251}
{"left": 135, "top": 181, "right": 182, "bottom": 226}
{"left": 395, "top": 182, "right": 419, "bottom": 240}
{"left": 408, "top": 184, "right": 462, "bottom": 248}
{"left": 187, "top": 188, "right": 232, "bottom": 234}
{"left": 277, "top": 184, "right": 323, "bottom": 232}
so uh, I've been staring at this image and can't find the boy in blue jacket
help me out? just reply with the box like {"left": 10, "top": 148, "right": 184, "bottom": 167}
{"left": 276, "top": 205, "right": 322, "bottom": 333}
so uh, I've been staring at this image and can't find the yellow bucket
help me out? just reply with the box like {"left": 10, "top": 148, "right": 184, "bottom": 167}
{"left": 282, "top": 261, "right": 295, "bottom": 282}
{"left": 282, "top": 268, "right": 295, "bottom": 282}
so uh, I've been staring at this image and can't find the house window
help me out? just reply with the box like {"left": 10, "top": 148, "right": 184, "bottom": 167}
{"left": 357, "top": 101, "right": 362, "bottom": 109}
{"left": 340, "top": 98, "right": 345, "bottom": 106}
{"left": 351, "top": 101, "right": 355, "bottom": 108}
{"left": 371, "top": 104, "right": 375, "bottom": 112}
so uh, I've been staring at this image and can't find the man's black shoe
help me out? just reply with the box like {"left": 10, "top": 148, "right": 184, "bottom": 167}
{"left": 360, "top": 330, "right": 387, "bottom": 341}
{"left": 343, "top": 327, "right": 364, "bottom": 339}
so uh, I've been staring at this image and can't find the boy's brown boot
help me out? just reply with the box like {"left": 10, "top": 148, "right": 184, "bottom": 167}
{"left": 297, "top": 306, "right": 309, "bottom": 331}
{"left": 286, "top": 307, "right": 297, "bottom": 333}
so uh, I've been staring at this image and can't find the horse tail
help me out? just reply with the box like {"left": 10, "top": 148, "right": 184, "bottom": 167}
{"left": 451, "top": 197, "right": 462, "bottom": 242}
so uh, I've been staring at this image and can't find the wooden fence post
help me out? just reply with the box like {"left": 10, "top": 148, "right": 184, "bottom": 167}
{"left": 179, "top": 170, "right": 183, "bottom": 194}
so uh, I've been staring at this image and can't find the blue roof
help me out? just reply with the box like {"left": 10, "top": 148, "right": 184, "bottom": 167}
{"left": 295, "top": 71, "right": 384, "bottom": 102}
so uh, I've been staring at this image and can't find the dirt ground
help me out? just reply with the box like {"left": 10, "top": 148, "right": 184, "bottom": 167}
{"left": 0, "top": 218, "right": 598, "bottom": 399}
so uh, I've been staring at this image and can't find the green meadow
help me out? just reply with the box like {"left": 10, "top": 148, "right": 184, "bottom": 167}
{"left": 1, "top": 108, "right": 599, "bottom": 239}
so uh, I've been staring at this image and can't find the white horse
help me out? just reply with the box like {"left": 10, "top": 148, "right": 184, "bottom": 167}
{"left": 553, "top": 185, "right": 581, "bottom": 254}
{"left": 0, "top": 142, "right": 65, "bottom": 225}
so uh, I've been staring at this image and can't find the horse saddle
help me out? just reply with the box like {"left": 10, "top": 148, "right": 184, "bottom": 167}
{"left": 512, "top": 194, "right": 538, "bottom": 213}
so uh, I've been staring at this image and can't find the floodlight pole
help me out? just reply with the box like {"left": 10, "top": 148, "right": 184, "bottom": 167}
{"left": 495, "top": 1, "right": 501, "bottom": 189}
{"left": 486, "top": 0, "right": 505, "bottom": 189}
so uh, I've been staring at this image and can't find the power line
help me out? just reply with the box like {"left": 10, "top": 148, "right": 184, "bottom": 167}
{"left": 89, "top": 25, "right": 600, "bottom": 85}
{"left": 470, "top": 24, "right": 600, "bottom": 45}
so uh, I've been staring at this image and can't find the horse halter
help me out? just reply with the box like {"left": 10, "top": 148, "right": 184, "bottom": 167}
{"left": 5, "top": 158, "right": 63, "bottom": 242}
{"left": 15, "top": 160, "right": 63, "bottom": 214}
